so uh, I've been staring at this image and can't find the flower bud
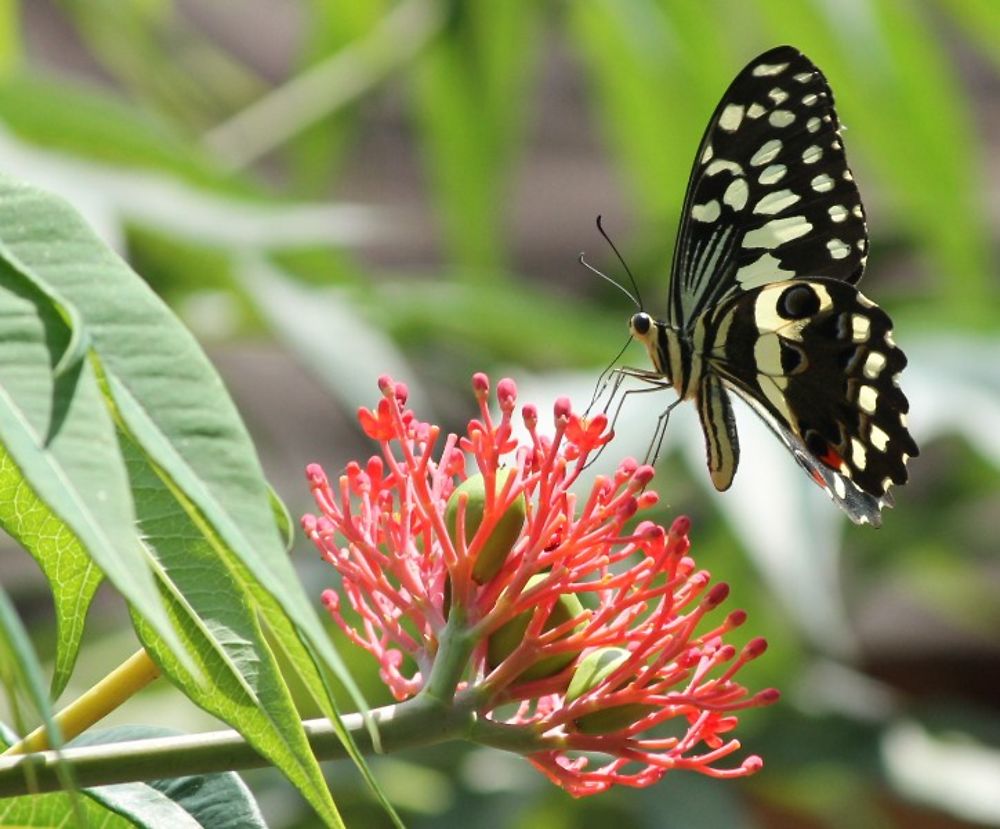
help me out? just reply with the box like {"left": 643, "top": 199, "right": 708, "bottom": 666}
{"left": 567, "top": 647, "right": 657, "bottom": 735}
{"left": 445, "top": 469, "right": 526, "bottom": 584}
{"left": 487, "top": 575, "right": 583, "bottom": 682}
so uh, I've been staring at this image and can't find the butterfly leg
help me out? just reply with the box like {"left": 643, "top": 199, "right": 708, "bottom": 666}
{"left": 647, "top": 396, "right": 684, "bottom": 466}
{"left": 603, "top": 366, "right": 678, "bottom": 465}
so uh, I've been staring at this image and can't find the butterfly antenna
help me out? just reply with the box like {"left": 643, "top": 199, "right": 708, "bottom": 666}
{"left": 578, "top": 253, "right": 639, "bottom": 308}
{"left": 596, "top": 214, "right": 644, "bottom": 310}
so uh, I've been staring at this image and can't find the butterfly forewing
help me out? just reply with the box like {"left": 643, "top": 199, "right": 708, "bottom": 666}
{"left": 668, "top": 45, "right": 868, "bottom": 330}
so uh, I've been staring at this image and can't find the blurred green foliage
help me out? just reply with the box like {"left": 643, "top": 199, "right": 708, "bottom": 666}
{"left": 1, "top": 1, "right": 999, "bottom": 827}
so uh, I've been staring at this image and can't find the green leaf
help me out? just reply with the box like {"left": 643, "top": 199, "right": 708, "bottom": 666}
{"left": 0, "top": 214, "right": 186, "bottom": 673}
{"left": 0, "top": 790, "right": 134, "bottom": 829}
{"left": 0, "top": 174, "right": 358, "bottom": 711}
{"left": 118, "top": 429, "right": 342, "bottom": 826}
{"left": 0, "top": 446, "right": 102, "bottom": 698}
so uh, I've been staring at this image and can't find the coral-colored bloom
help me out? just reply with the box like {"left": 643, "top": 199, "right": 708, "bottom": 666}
{"left": 303, "top": 373, "right": 778, "bottom": 796}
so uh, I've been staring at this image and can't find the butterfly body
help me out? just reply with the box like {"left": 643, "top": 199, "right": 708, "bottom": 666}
{"left": 629, "top": 46, "right": 918, "bottom": 526}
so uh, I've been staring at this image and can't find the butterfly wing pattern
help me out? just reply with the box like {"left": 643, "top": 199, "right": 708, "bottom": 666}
{"left": 628, "top": 45, "right": 918, "bottom": 526}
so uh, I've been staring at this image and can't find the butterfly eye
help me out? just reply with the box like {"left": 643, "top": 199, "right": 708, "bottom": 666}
{"left": 630, "top": 313, "right": 652, "bottom": 336}
{"left": 778, "top": 284, "right": 821, "bottom": 319}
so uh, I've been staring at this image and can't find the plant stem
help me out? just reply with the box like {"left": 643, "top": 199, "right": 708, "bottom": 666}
{"left": 2, "top": 649, "right": 161, "bottom": 757}
{"left": 0, "top": 695, "right": 468, "bottom": 797}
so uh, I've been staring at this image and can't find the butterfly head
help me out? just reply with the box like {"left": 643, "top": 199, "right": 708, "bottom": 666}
{"left": 629, "top": 311, "right": 680, "bottom": 388}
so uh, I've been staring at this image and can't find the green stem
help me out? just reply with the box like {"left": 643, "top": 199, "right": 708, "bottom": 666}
{"left": 422, "top": 604, "right": 478, "bottom": 704}
{"left": 0, "top": 696, "right": 468, "bottom": 798}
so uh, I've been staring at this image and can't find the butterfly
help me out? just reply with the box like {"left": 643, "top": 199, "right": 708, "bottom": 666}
{"left": 625, "top": 45, "right": 918, "bottom": 526}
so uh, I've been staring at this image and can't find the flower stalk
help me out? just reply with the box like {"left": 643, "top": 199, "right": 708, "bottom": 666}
{"left": 2, "top": 649, "right": 161, "bottom": 757}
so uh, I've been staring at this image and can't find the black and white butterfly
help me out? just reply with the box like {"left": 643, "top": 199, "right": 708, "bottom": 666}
{"left": 625, "top": 45, "right": 918, "bottom": 526}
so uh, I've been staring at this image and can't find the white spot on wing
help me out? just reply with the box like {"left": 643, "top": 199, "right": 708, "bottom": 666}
{"left": 754, "top": 189, "right": 800, "bottom": 215}
{"left": 692, "top": 200, "right": 721, "bottom": 222}
{"left": 793, "top": 71, "right": 812, "bottom": 83}
{"left": 742, "top": 216, "right": 813, "bottom": 249}
{"left": 747, "top": 103, "right": 766, "bottom": 119}
{"left": 851, "top": 438, "right": 867, "bottom": 471}
{"left": 833, "top": 475, "right": 848, "bottom": 499}
{"left": 768, "top": 87, "right": 789, "bottom": 104}
{"left": 719, "top": 103, "right": 745, "bottom": 132}
{"left": 750, "top": 139, "right": 782, "bottom": 166}
{"left": 802, "top": 144, "right": 823, "bottom": 164}
{"left": 806, "top": 116, "right": 820, "bottom": 133}
{"left": 802, "top": 92, "right": 819, "bottom": 106}
{"left": 851, "top": 314, "right": 871, "bottom": 341}
{"left": 735, "top": 252, "right": 789, "bottom": 288}
{"left": 858, "top": 385, "right": 878, "bottom": 414}
{"left": 863, "top": 351, "right": 887, "bottom": 379}
{"left": 852, "top": 205, "right": 864, "bottom": 218}
{"left": 827, "top": 238, "right": 850, "bottom": 259}
{"left": 723, "top": 178, "right": 749, "bottom": 211}
{"left": 811, "top": 173, "right": 835, "bottom": 192}
{"left": 706, "top": 159, "right": 743, "bottom": 176}
{"left": 759, "top": 164, "right": 787, "bottom": 185}
{"left": 870, "top": 424, "right": 890, "bottom": 451}
{"left": 828, "top": 204, "right": 848, "bottom": 223}
{"left": 702, "top": 144, "right": 714, "bottom": 164}
{"left": 753, "top": 61, "right": 789, "bottom": 77}
{"left": 769, "top": 109, "right": 795, "bottom": 128}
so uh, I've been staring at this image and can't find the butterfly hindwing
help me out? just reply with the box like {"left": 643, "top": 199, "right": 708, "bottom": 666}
{"left": 703, "top": 279, "right": 917, "bottom": 525}
{"left": 696, "top": 373, "right": 739, "bottom": 492}
{"left": 668, "top": 45, "right": 868, "bottom": 330}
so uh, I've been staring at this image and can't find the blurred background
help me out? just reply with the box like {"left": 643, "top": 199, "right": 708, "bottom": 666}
{"left": 2, "top": 1, "right": 1000, "bottom": 826}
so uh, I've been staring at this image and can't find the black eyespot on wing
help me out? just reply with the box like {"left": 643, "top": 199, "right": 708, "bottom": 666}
{"left": 778, "top": 284, "right": 820, "bottom": 319}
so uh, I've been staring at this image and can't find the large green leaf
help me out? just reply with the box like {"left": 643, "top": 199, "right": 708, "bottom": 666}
{"left": 0, "top": 175, "right": 358, "bottom": 704}
{"left": 119, "top": 429, "right": 342, "bottom": 826}
{"left": 0, "top": 223, "right": 184, "bottom": 671}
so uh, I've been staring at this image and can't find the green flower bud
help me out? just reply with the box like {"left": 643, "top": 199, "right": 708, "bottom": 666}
{"left": 445, "top": 469, "right": 526, "bottom": 584}
{"left": 487, "top": 574, "right": 584, "bottom": 682}
{"left": 567, "top": 647, "right": 657, "bottom": 735}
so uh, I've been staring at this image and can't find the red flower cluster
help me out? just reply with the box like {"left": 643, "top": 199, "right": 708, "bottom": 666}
{"left": 302, "top": 373, "right": 777, "bottom": 796}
